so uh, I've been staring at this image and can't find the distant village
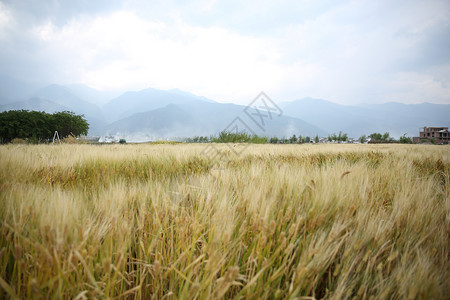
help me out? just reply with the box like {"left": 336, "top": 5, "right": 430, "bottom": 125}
{"left": 80, "top": 126, "right": 450, "bottom": 145}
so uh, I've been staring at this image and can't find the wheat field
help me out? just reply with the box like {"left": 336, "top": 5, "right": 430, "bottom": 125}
{"left": 0, "top": 143, "right": 448, "bottom": 299}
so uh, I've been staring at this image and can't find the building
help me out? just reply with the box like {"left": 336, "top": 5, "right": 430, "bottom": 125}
{"left": 413, "top": 127, "right": 449, "bottom": 144}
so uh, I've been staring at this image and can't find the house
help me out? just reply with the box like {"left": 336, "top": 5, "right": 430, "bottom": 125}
{"left": 413, "top": 127, "right": 449, "bottom": 144}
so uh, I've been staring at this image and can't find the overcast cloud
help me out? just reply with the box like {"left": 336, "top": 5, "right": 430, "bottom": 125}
{"left": 0, "top": 0, "right": 449, "bottom": 104}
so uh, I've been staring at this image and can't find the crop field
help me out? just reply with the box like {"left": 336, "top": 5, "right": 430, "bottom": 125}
{"left": 0, "top": 143, "right": 448, "bottom": 299}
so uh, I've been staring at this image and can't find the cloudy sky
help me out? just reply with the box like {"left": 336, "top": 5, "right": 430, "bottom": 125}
{"left": 0, "top": 0, "right": 449, "bottom": 105}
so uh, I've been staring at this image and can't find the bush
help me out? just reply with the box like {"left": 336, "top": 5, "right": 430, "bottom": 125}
{"left": 212, "top": 130, "right": 267, "bottom": 143}
{"left": 62, "top": 134, "right": 78, "bottom": 144}
{"left": 399, "top": 134, "right": 412, "bottom": 144}
{"left": 11, "top": 138, "right": 26, "bottom": 144}
{"left": 26, "top": 136, "right": 39, "bottom": 144}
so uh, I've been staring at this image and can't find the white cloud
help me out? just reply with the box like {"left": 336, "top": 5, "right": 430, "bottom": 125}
{"left": 0, "top": 2, "right": 14, "bottom": 39}
{"left": 0, "top": 0, "right": 449, "bottom": 105}
{"left": 27, "top": 11, "right": 284, "bottom": 103}
{"left": 268, "top": 0, "right": 450, "bottom": 104}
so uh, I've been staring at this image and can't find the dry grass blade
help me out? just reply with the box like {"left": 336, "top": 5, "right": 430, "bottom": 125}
{"left": 0, "top": 143, "right": 448, "bottom": 299}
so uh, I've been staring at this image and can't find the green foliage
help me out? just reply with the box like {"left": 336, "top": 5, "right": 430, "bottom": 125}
{"left": 269, "top": 137, "right": 279, "bottom": 144}
{"left": 369, "top": 132, "right": 393, "bottom": 143}
{"left": 369, "top": 132, "right": 382, "bottom": 141}
{"left": 187, "top": 136, "right": 210, "bottom": 143}
{"left": 212, "top": 130, "right": 267, "bottom": 144}
{"left": 399, "top": 134, "right": 412, "bottom": 144}
{"left": 289, "top": 134, "right": 297, "bottom": 144}
{"left": 119, "top": 139, "right": 126, "bottom": 144}
{"left": 296, "top": 135, "right": 311, "bottom": 144}
{"left": 359, "top": 134, "right": 367, "bottom": 143}
{"left": 315, "top": 135, "right": 319, "bottom": 143}
{"left": 328, "top": 131, "right": 348, "bottom": 142}
{"left": 51, "top": 111, "right": 89, "bottom": 138}
{"left": 0, "top": 110, "right": 89, "bottom": 143}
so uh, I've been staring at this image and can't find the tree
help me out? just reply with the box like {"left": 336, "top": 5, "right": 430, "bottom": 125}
{"left": 315, "top": 135, "right": 319, "bottom": 143}
{"left": 328, "top": 132, "right": 348, "bottom": 142}
{"left": 369, "top": 132, "right": 392, "bottom": 143}
{"left": 368, "top": 132, "right": 382, "bottom": 142}
{"left": 51, "top": 111, "right": 89, "bottom": 138}
{"left": 359, "top": 134, "right": 366, "bottom": 143}
{"left": 0, "top": 110, "right": 89, "bottom": 143}
{"left": 289, "top": 134, "right": 297, "bottom": 144}
{"left": 270, "top": 137, "right": 279, "bottom": 144}
{"left": 399, "top": 134, "right": 412, "bottom": 144}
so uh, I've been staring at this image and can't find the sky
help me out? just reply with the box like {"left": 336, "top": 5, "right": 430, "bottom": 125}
{"left": 0, "top": 0, "right": 449, "bottom": 105}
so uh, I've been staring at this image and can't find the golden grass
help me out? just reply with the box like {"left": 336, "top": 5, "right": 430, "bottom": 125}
{"left": 0, "top": 143, "right": 448, "bottom": 299}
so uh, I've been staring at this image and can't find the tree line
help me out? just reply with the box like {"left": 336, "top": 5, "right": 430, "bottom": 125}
{"left": 185, "top": 131, "right": 267, "bottom": 144}
{"left": 0, "top": 110, "right": 89, "bottom": 144}
{"left": 186, "top": 130, "right": 414, "bottom": 144}
{"left": 363, "top": 132, "right": 412, "bottom": 144}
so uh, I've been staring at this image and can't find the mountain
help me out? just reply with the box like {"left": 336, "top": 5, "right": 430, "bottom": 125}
{"left": 2, "top": 75, "right": 447, "bottom": 139}
{"left": 357, "top": 102, "right": 450, "bottom": 126}
{"left": 0, "top": 75, "right": 44, "bottom": 105}
{"left": 280, "top": 98, "right": 450, "bottom": 137}
{"left": 102, "top": 88, "right": 215, "bottom": 123}
{"left": 0, "top": 84, "right": 108, "bottom": 135}
{"left": 65, "top": 84, "right": 122, "bottom": 106}
{"left": 31, "top": 85, "right": 103, "bottom": 117}
{"left": 167, "top": 88, "right": 216, "bottom": 103}
{"left": 29, "top": 85, "right": 107, "bottom": 134}
{"left": 176, "top": 101, "right": 326, "bottom": 137}
{"left": 0, "top": 97, "right": 70, "bottom": 113}
{"left": 104, "top": 101, "right": 327, "bottom": 139}
{"left": 105, "top": 104, "right": 205, "bottom": 138}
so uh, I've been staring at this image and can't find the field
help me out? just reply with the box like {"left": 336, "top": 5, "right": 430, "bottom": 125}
{"left": 0, "top": 143, "right": 448, "bottom": 299}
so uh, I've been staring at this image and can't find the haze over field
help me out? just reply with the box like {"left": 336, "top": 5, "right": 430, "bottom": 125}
{"left": 0, "top": 0, "right": 449, "bottom": 138}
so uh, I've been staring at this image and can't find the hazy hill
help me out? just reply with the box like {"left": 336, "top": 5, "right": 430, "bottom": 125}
{"left": 102, "top": 88, "right": 215, "bottom": 123}
{"left": 105, "top": 104, "right": 205, "bottom": 138}
{"left": 0, "top": 97, "right": 70, "bottom": 113}
{"left": 0, "top": 75, "right": 44, "bottom": 105}
{"left": 65, "top": 84, "right": 122, "bottom": 106}
{"left": 29, "top": 85, "right": 108, "bottom": 134}
{"left": 280, "top": 98, "right": 450, "bottom": 137}
{"left": 104, "top": 101, "right": 327, "bottom": 138}
{"left": 31, "top": 85, "right": 103, "bottom": 117}
{"left": 1, "top": 73, "right": 448, "bottom": 139}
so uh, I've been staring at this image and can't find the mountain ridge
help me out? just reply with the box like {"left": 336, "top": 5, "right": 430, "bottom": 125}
{"left": 280, "top": 97, "right": 450, "bottom": 137}
{"left": 0, "top": 75, "right": 448, "bottom": 139}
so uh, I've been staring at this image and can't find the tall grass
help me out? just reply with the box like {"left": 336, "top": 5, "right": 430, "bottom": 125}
{"left": 0, "top": 144, "right": 448, "bottom": 299}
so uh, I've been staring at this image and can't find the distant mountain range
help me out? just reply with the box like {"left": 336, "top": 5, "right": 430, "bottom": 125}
{"left": 102, "top": 87, "right": 216, "bottom": 123}
{"left": 104, "top": 101, "right": 326, "bottom": 138}
{"left": 1, "top": 76, "right": 449, "bottom": 139}
{"left": 280, "top": 98, "right": 450, "bottom": 137}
